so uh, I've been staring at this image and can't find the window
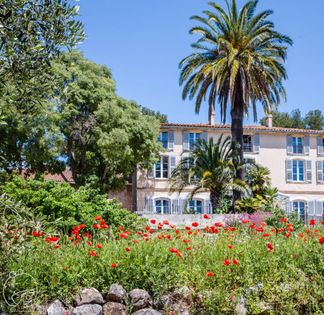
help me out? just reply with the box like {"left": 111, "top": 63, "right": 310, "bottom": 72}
{"left": 243, "top": 135, "right": 253, "bottom": 152}
{"left": 292, "top": 137, "right": 303, "bottom": 154}
{"left": 155, "top": 156, "right": 169, "bottom": 179}
{"left": 159, "top": 132, "right": 168, "bottom": 149}
{"left": 189, "top": 199, "right": 203, "bottom": 214}
{"left": 317, "top": 137, "right": 324, "bottom": 155}
{"left": 292, "top": 160, "right": 304, "bottom": 182}
{"left": 293, "top": 201, "right": 306, "bottom": 223}
{"left": 155, "top": 199, "right": 170, "bottom": 214}
{"left": 189, "top": 132, "right": 201, "bottom": 150}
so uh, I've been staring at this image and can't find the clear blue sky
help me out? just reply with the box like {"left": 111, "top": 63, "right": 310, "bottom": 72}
{"left": 78, "top": 0, "right": 324, "bottom": 124}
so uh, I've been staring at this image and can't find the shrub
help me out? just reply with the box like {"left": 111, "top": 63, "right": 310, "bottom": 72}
{"left": 0, "top": 176, "right": 146, "bottom": 232}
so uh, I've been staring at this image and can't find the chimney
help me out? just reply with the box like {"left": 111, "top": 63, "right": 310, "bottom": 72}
{"left": 266, "top": 114, "right": 273, "bottom": 128}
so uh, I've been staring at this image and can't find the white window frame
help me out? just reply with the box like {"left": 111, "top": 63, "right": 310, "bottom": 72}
{"left": 292, "top": 159, "right": 305, "bottom": 182}
{"left": 154, "top": 198, "right": 170, "bottom": 214}
{"left": 188, "top": 199, "right": 203, "bottom": 214}
{"left": 154, "top": 155, "right": 169, "bottom": 179}
{"left": 292, "top": 200, "right": 307, "bottom": 223}
{"left": 243, "top": 135, "right": 253, "bottom": 153}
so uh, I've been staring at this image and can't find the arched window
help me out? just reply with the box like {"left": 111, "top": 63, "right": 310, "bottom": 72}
{"left": 189, "top": 199, "right": 203, "bottom": 214}
{"left": 155, "top": 199, "right": 170, "bottom": 214}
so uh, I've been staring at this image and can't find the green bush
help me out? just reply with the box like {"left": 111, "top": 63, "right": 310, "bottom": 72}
{"left": 0, "top": 176, "right": 146, "bottom": 232}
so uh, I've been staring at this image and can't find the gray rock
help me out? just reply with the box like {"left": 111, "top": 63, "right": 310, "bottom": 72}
{"left": 129, "top": 289, "right": 152, "bottom": 312}
{"left": 72, "top": 304, "right": 102, "bottom": 315}
{"left": 74, "top": 288, "right": 105, "bottom": 306}
{"left": 106, "top": 284, "right": 127, "bottom": 304}
{"left": 47, "top": 300, "right": 66, "bottom": 315}
{"left": 173, "top": 287, "right": 192, "bottom": 305}
{"left": 245, "top": 283, "right": 263, "bottom": 295}
{"left": 131, "top": 309, "right": 162, "bottom": 315}
{"left": 235, "top": 298, "right": 247, "bottom": 315}
{"left": 102, "top": 302, "right": 127, "bottom": 315}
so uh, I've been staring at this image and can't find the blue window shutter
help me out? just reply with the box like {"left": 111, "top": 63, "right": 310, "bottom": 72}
{"left": 308, "top": 201, "right": 315, "bottom": 216}
{"left": 315, "top": 201, "right": 323, "bottom": 216}
{"left": 170, "top": 155, "right": 176, "bottom": 175}
{"left": 148, "top": 166, "right": 154, "bottom": 178}
{"left": 304, "top": 136, "right": 310, "bottom": 155}
{"left": 202, "top": 132, "right": 208, "bottom": 143}
{"left": 286, "top": 159, "right": 292, "bottom": 182}
{"left": 168, "top": 131, "right": 174, "bottom": 150}
{"left": 287, "top": 136, "right": 293, "bottom": 154}
{"left": 306, "top": 160, "right": 312, "bottom": 183}
{"left": 317, "top": 161, "right": 323, "bottom": 183}
{"left": 183, "top": 132, "right": 189, "bottom": 151}
{"left": 317, "top": 137, "right": 324, "bottom": 155}
{"left": 253, "top": 134, "right": 260, "bottom": 153}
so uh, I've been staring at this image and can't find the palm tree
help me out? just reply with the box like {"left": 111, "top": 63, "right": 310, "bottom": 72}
{"left": 179, "top": 0, "right": 292, "bottom": 186}
{"left": 169, "top": 136, "right": 249, "bottom": 212}
{"left": 245, "top": 163, "right": 271, "bottom": 195}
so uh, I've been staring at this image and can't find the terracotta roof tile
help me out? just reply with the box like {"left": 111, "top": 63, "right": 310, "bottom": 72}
{"left": 161, "top": 123, "right": 324, "bottom": 135}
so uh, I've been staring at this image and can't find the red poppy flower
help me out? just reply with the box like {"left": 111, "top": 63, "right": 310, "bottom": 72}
{"left": 233, "top": 259, "right": 239, "bottom": 265}
{"left": 45, "top": 236, "right": 59, "bottom": 243}
{"left": 32, "top": 231, "right": 39, "bottom": 237}
{"left": 203, "top": 214, "right": 211, "bottom": 219}
{"left": 262, "top": 233, "right": 270, "bottom": 238}
{"left": 215, "top": 222, "right": 223, "bottom": 227}
{"left": 163, "top": 220, "right": 169, "bottom": 225}
{"left": 89, "top": 251, "right": 96, "bottom": 256}
{"left": 185, "top": 226, "right": 191, "bottom": 231}
{"left": 125, "top": 247, "right": 131, "bottom": 252}
{"left": 39, "top": 231, "right": 44, "bottom": 236}
{"left": 285, "top": 233, "right": 291, "bottom": 238}
{"left": 319, "top": 236, "right": 324, "bottom": 245}
{"left": 278, "top": 227, "right": 285, "bottom": 233}
{"left": 309, "top": 219, "right": 316, "bottom": 226}
{"left": 93, "top": 224, "right": 100, "bottom": 229}
{"left": 281, "top": 217, "right": 287, "bottom": 223}
{"left": 186, "top": 247, "right": 192, "bottom": 250}
{"left": 111, "top": 263, "right": 117, "bottom": 268}
{"left": 170, "top": 224, "right": 175, "bottom": 229}
{"left": 241, "top": 219, "right": 250, "bottom": 224}
{"left": 256, "top": 227, "right": 264, "bottom": 232}
{"left": 287, "top": 226, "right": 294, "bottom": 232}
{"left": 96, "top": 243, "right": 103, "bottom": 249}
{"left": 54, "top": 244, "right": 60, "bottom": 249}
{"left": 175, "top": 229, "right": 181, "bottom": 235}
{"left": 266, "top": 243, "right": 274, "bottom": 252}
{"left": 120, "top": 232, "right": 129, "bottom": 239}
{"left": 95, "top": 216, "right": 102, "bottom": 221}
{"left": 223, "top": 259, "right": 231, "bottom": 266}
{"left": 183, "top": 239, "right": 190, "bottom": 243}
{"left": 79, "top": 223, "right": 85, "bottom": 229}
{"left": 169, "top": 247, "right": 178, "bottom": 253}
{"left": 150, "top": 219, "right": 156, "bottom": 224}
{"left": 227, "top": 244, "right": 233, "bottom": 249}
{"left": 207, "top": 272, "right": 215, "bottom": 277}
{"left": 192, "top": 222, "right": 199, "bottom": 227}
{"left": 176, "top": 251, "right": 183, "bottom": 257}
{"left": 87, "top": 241, "right": 92, "bottom": 246}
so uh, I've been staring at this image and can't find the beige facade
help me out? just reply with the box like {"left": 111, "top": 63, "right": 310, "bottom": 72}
{"left": 136, "top": 123, "right": 324, "bottom": 223}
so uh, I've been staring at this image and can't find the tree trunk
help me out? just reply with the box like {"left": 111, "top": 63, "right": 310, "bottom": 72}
{"left": 210, "top": 189, "right": 221, "bottom": 213}
{"left": 208, "top": 104, "right": 215, "bottom": 126}
{"left": 231, "top": 78, "right": 245, "bottom": 212}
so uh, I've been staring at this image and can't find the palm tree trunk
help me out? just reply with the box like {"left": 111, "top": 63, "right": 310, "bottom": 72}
{"left": 210, "top": 189, "right": 221, "bottom": 213}
{"left": 231, "top": 79, "right": 244, "bottom": 211}
{"left": 208, "top": 104, "right": 215, "bottom": 125}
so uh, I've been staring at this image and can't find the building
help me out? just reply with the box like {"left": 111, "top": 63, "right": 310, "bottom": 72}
{"left": 136, "top": 120, "right": 324, "bottom": 223}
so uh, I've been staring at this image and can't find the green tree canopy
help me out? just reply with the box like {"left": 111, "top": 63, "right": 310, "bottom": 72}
{"left": 0, "top": 0, "right": 84, "bottom": 104}
{"left": 260, "top": 109, "right": 324, "bottom": 130}
{"left": 54, "top": 51, "right": 161, "bottom": 191}
{"left": 170, "top": 136, "right": 249, "bottom": 212}
{"left": 179, "top": 0, "right": 292, "bottom": 207}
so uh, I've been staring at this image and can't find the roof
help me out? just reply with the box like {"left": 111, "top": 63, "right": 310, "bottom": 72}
{"left": 20, "top": 168, "right": 74, "bottom": 183}
{"left": 161, "top": 123, "right": 324, "bottom": 135}
{"left": 44, "top": 169, "right": 74, "bottom": 183}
